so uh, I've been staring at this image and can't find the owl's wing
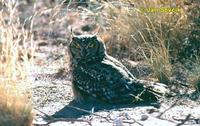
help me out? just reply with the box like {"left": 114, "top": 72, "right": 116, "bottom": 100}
{"left": 105, "top": 55, "right": 137, "bottom": 80}
{"left": 73, "top": 58, "right": 155, "bottom": 104}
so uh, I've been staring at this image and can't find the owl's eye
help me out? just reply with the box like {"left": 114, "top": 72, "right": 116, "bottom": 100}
{"left": 88, "top": 43, "right": 94, "bottom": 48}
{"left": 72, "top": 43, "right": 81, "bottom": 49}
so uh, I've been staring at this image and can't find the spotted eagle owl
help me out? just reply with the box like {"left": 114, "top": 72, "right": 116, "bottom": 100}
{"left": 69, "top": 34, "right": 167, "bottom": 104}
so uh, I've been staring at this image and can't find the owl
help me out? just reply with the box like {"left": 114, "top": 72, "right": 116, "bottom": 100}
{"left": 69, "top": 34, "right": 167, "bottom": 104}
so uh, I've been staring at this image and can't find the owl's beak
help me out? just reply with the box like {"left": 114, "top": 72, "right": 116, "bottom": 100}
{"left": 81, "top": 49, "right": 87, "bottom": 57}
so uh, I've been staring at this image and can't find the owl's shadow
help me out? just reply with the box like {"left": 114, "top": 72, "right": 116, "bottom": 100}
{"left": 52, "top": 99, "right": 159, "bottom": 119}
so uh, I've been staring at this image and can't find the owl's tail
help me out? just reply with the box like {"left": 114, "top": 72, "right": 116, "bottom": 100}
{"left": 132, "top": 79, "right": 169, "bottom": 103}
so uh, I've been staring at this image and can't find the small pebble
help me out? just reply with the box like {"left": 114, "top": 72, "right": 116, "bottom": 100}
{"left": 141, "top": 115, "right": 149, "bottom": 121}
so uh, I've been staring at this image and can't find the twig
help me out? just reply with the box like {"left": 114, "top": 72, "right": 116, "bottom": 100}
{"left": 66, "top": 105, "right": 145, "bottom": 126}
{"left": 175, "top": 114, "right": 191, "bottom": 126}
{"left": 66, "top": 105, "right": 111, "bottom": 122}
{"left": 157, "top": 99, "right": 179, "bottom": 118}
{"left": 34, "top": 105, "right": 145, "bottom": 126}
{"left": 173, "top": 114, "right": 200, "bottom": 125}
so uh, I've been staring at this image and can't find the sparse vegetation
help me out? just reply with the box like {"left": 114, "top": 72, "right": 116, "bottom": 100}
{"left": 0, "top": 1, "right": 34, "bottom": 126}
{"left": 0, "top": 0, "right": 199, "bottom": 125}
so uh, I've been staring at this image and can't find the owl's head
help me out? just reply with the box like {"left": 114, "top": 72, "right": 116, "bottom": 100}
{"left": 69, "top": 34, "right": 106, "bottom": 64}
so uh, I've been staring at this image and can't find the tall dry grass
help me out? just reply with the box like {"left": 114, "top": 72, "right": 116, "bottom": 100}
{"left": 0, "top": 1, "right": 34, "bottom": 126}
{"left": 95, "top": 0, "right": 199, "bottom": 83}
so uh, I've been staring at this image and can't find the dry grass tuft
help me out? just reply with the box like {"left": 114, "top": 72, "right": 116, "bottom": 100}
{"left": 0, "top": 1, "right": 34, "bottom": 125}
{"left": 0, "top": 86, "right": 33, "bottom": 126}
{"left": 96, "top": 0, "right": 199, "bottom": 83}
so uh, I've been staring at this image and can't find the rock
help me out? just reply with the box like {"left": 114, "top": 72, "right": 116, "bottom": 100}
{"left": 140, "top": 115, "right": 149, "bottom": 121}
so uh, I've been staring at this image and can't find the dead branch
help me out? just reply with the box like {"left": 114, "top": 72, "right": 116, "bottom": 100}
{"left": 175, "top": 114, "right": 191, "bottom": 126}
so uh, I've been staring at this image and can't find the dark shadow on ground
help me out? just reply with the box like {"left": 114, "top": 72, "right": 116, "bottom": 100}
{"left": 52, "top": 99, "right": 160, "bottom": 119}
